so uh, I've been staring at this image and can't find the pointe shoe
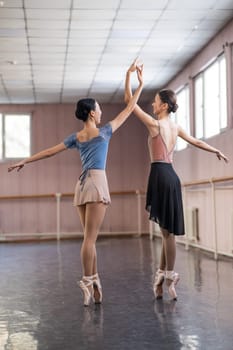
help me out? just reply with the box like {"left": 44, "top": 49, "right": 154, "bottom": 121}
{"left": 92, "top": 273, "right": 103, "bottom": 304}
{"left": 79, "top": 276, "right": 93, "bottom": 306}
{"left": 166, "top": 271, "right": 180, "bottom": 301}
{"left": 153, "top": 269, "right": 165, "bottom": 299}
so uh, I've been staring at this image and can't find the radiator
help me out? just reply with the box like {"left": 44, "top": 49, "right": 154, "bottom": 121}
{"left": 185, "top": 207, "right": 199, "bottom": 241}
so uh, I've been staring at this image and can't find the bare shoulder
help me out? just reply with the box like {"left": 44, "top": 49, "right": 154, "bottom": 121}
{"left": 170, "top": 119, "right": 179, "bottom": 134}
{"left": 147, "top": 118, "right": 160, "bottom": 136}
{"left": 145, "top": 114, "right": 158, "bottom": 128}
{"left": 177, "top": 123, "right": 188, "bottom": 137}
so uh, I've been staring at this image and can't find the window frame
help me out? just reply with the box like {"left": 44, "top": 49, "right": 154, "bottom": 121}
{"left": 194, "top": 53, "right": 227, "bottom": 140}
{"left": 0, "top": 112, "right": 32, "bottom": 161}
{"left": 174, "top": 84, "right": 190, "bottom": 151}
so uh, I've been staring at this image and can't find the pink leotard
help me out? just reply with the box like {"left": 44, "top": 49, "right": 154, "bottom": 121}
{"left": 148, "top": 125, "right": 176, "bottom": 164}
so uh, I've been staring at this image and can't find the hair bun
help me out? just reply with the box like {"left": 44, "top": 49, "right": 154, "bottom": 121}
{"left": 172, "top": 103, "right": 178, "bottom": 113}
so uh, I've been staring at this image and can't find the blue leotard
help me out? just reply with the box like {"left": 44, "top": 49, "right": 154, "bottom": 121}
{"left": 63, "top": 123, "right": 112, "bottom": 181}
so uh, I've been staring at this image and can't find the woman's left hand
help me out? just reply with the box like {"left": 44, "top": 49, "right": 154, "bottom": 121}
{"left": 216, "top": 150, "right": 229, "bottom": 163}
{"left": 136, "top": 63, "right": 144, "bottom": 85}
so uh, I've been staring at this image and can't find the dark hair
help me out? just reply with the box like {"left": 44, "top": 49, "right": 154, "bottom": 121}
{"left": 75, "top": 98, "right": 96, "bottom": 122}
{"left": 158, "top": 89, "right": 178, "bottom": 113}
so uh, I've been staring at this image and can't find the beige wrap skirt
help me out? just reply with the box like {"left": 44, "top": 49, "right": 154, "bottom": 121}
{"left": 73, "top": 169, "right": 111, "bottom": 206}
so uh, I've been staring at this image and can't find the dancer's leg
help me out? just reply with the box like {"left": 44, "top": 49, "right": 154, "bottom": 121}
{"left": 78, "top": 205, "right": 98, "bottom": 275}
{"left": 160, "top": 228, "right": 179, "bottom": 300}
{"left": 153, "top": 228, "right": 166, "bottom": 299}
{"left": 160, "top": 228, "right": 176, "bottom": 271}
{"left": 79, "top": 202, "right": 107, "bottom": 276}
{"left": 78, "top": 202, "right": 106, "bottom": 305}
{"left": 159, "top": 237, "right": 166, "bottom": 270}
{"left": 77, "top": 204, "right": 86, "bottom": 229}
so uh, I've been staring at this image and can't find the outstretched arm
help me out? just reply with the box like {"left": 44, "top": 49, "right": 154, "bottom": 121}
{"left": 124, "top": 58, "right": 156, "bottom": 130}
{"left": 178, "top": 126, "right": 229, "bottom": 162}
{"left": 8, "top": 142, "right": 67, "bottom": 172}
{"left": 110, "top": 63, "right": 143, "bottom": 133}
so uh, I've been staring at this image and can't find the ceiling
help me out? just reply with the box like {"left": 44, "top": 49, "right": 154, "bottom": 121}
{"left": 0, "top": 0, "right": 233, "bottom": 105}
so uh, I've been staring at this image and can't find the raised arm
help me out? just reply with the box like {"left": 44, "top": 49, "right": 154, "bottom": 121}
{"left": 178, "top": 125, "right": 229, "bottom": 162}
{"left": 125, "top": 58, "right": 156, "bottom": 130}
{"left": 109, "top": 63, "right": 144, "bottom": 133}
{"left": 8, "top": 142, "right": 67, "bottom": 172}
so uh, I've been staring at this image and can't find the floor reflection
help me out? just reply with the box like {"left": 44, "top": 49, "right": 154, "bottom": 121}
{"left": 179, "top": 334, "right": 200, "bottom": 350}
{"left": 0, "top": 310, "right": 39, "bottom": 350}
{"left": 6, "top": 332, "right": 38, "bottom": 350}
{"left": 56, "top": 240, "right": 64, "bottom": 287}
{"left": 81, "top": 305, "right": 104, "bottom": 340}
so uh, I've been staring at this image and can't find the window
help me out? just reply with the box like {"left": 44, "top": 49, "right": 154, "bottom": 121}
{"left": 219, "top": 57, "right": 227, "bottom": 129}
{"left": 0, "top": 113, "right": 31, "bottom": 160}
{"left": 194, "top": 75, "right": 203, "bottom": 139}
{"left": 174, "top": 85, "right": 190, "bottom": 151}
{"left": 194, "top": 54, "right": 227, "bottom": 139}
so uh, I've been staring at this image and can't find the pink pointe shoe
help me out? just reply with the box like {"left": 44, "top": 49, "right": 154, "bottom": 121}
{"left": 153, "top": 269, "right": 165, "bottom": 299}
{"left": 79, "top": 276, "right": 94, "bottom": 307}
{"left": 166, "top": 271, "right": 180, "bottom": 301}
{"left": 92, "top": 273, "right": 103, "bottom": 304}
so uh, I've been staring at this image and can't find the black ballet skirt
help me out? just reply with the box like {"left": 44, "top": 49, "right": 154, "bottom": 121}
{"left": 146, "top": 162, "right": 185, "bottom": 235}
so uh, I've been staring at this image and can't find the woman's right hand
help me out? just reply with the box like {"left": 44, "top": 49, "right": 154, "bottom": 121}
{"left": 127, "top": 57, "right": 142, "bottom": 73}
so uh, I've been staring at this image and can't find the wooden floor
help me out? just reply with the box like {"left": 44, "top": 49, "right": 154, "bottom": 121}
{"left": 0, "top": 236, "right": 232, "bottom": 350}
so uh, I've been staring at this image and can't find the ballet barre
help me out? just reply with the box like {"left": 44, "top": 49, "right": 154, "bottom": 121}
{"left": 182, "top": 175, "right": 233, "bottom": 260}
{"left": 0, "top": 190, "right": 146, "bottom": 241}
